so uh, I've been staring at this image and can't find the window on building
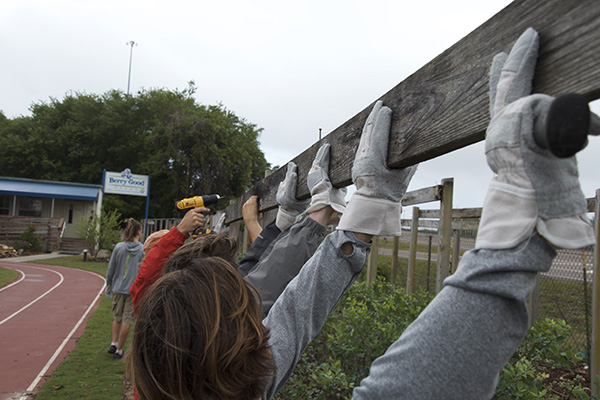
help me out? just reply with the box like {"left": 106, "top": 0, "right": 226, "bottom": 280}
{"left": 18, "top": 197, "right": 43, "bottom": 217}
{"left": 68, "top": 205, "right": 73, "bottom": 224}
{"left": 0, "top": 196, "right": 9, "bottom": 215}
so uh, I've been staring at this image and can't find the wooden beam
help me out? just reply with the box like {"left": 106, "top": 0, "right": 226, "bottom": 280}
{"left": 436, "top": 179, "right": 454, "bottom": 293}
{"left": 402, "top": 185, "right": 441, "bottom": 207}
{"left": 226, "top": 0, "right": 600, "bottom": 223}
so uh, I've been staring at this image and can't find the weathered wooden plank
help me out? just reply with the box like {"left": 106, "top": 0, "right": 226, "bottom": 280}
{"left": 418, "top": 209, "right": 441, "bottom": 219}
{"left": 226, "top": 0, "right": 600, "bottom": 223}
{"left": 452, "top": 208, "right": 483, "bottom": 219}
{"left": 589, "top": 197, "right": 597, "bottom": 213}
{"left": 402, "top": 185, "right": 441, "bottom": 207}
{"left": 436, "top": 179, "right": 454, "bottom": 293}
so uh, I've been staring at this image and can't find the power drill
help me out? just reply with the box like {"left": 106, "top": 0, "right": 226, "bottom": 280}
{"left": 175, "top": 194, "right": 222, "bottom": 238}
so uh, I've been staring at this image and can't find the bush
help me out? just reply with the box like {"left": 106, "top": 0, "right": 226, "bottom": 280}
{"left": 275, "top": 280, "right": 432, "bottom": 399}
{"left": 276, "top": 279, "right": 592, "bottom": 399}
{"left": 18, "top": 225, "right": 43, "bottom": 253}
{"left": 494, "top": 318, "right": 591, "bottom": 399}
{"left": 73, "top": 208, "right": 122, "bottom": 259}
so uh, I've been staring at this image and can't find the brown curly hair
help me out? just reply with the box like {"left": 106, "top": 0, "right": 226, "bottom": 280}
{"left": 127, "top": 238, "right": 275, "bottom": 399}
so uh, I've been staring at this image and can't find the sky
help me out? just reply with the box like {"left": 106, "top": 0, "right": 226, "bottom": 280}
{"left": 1, "top": 0, "right": 599, "bottom": 213}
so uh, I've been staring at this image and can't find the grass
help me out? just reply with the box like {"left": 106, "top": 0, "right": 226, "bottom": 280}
{"left": 377, "top": 236, "right": 436, "bottom": 254}
{"left": 26, "top": 255, "right": 128, "bottom": 400}
{"left": 0, "top": 266, "right": 19, "bottom": 288}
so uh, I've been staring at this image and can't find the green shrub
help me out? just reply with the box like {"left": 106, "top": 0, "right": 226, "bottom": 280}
{"left": 494, "top": 318, "right": 591, "bottom": 399}
{"left": 19, "top": 225, "right": 43, "bottom": 252}
{"left": 276, "top": 280, "right": 432, "bottom": 399}
{"left": 276, "top": 279, "right": 592, "bottom": 399}
{"left": 74, "top": 208, "right": 122, "bottom": 258}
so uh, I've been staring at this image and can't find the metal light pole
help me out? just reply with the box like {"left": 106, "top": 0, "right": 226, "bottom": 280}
{"left": 126, "top": 41, "right": 137, "bottom": 95}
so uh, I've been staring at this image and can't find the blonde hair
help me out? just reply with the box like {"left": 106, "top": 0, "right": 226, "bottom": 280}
{"left": 143, "top": 229, "right": 169, "bottom": 257}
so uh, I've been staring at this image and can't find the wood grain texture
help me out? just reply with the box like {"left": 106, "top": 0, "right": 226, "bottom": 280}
{"left": 226, "top": 0, "right": 600, "bottom": 223}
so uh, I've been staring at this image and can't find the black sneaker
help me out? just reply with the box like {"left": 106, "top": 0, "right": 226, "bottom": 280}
{"left": 107, "top": 345, "right": 117, "bottom": 354}
{"left": 113, "top": 352, "right": 123, "bottom": 360}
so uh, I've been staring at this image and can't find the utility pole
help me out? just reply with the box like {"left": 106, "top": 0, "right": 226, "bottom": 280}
{"left": 126, "top": 41, "right": 137, "bottom": 95}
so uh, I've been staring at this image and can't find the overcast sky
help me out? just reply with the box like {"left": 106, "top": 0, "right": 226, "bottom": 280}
{"left": 2, "top": 0, "right": 598, "bottom": 212}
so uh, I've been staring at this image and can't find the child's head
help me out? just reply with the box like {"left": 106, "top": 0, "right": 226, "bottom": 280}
{"left": 128, "top": 234, "right": 274, "bottom": 400}
{"left": 162, "top": 232, "right": 239, "bottom": 274}
{"left": 142, "top": 229, "right": 169, "bottom": 257}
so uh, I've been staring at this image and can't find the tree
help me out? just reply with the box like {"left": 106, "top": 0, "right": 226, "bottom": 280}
{"left": 73, "top": 208, "right": 122, "bottom": 259}
{"left": 0, "top": 84, "right": 270, "bottom": 219}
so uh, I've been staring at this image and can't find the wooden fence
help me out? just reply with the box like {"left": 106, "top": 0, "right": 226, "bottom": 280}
{"left": 223, "top": 0, "right": 600, "bottom": 393}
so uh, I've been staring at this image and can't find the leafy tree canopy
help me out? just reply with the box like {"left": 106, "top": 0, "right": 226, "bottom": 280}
{"left": 0, "top": 82, "right": 270, "bottom": 219}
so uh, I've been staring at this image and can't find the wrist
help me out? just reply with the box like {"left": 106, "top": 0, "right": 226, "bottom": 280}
{"left": 175, "top": 225, "right": 192, "bottom": 236}
{"left": 308, "top": 205, "right": 334, "bottom": 226}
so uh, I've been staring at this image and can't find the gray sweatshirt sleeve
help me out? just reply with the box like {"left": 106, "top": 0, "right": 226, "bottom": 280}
{"left": 352, "top": 234, "right": 556, "bottom": 400}
{"left": 245, "top": 214, "right": 327, "bottom": 316}
{"left": 262, "top": 230, "right": 371, "bottom": 400}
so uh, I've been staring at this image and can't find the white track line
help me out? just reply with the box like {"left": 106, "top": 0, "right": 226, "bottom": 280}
{"left": 0, "top": 268, "right": 25, "bottom": 292}
{"left": 23, "top": 272, "right": 106, "bottom": 395}
{"left": 0, "top": 266, "right": 64, "bottom": 327}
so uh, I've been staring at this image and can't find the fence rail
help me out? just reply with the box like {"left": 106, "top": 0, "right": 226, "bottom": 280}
{"left": 223, "top": 0, "right": 600, "bottom": 392}
{"left": 225, "top": 0, "right": 600, "bottom": 224}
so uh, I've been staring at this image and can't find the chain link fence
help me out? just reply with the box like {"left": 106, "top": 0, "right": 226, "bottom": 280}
{"left": 383, "top": 229, "right": 594, "bottom": 362}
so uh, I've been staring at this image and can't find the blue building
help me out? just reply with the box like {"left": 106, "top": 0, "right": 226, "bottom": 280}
{"left": 0, "top": 176, "right": 103, "bottom": 252}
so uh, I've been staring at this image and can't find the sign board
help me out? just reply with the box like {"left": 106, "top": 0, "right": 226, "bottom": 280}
{"left": 103, "top": 169, "right": 149, "bottom": 197}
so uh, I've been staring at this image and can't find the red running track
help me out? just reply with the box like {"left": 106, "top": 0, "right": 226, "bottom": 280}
{"left": 0, "top": 262, "right": 105, "bottom": 400}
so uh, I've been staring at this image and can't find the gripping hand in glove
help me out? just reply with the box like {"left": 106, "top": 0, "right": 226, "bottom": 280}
{"left": 275, "top": 162, "right": 311, "bottom": 231}
{"left": 305, "top": 143, "right": 347, "bottom": 215}
{"left": 476, "top": 27, "right": 597, "bottom": 250}
{"left": 337, "top": 100, "right": 417, "bottom": 237}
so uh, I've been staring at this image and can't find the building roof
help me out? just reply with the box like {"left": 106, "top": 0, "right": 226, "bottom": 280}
{"left": 0, "top": 177, "right": 101, "bottom": 202}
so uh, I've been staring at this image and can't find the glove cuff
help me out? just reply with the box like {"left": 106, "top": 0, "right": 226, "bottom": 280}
{"left": 275, "top": 207, "right": 299, "bottom": 231}
{"left": 475, "top": 180, "right": 537, "bottom": 250}
{"left": 337, "top": 193, "right": 402, "bottom": 236}
{"left": 305, "top": 182, "right": 346, "bottom": 215}
{"left": 536, "top": 215, "right": 595, "bottom": 249}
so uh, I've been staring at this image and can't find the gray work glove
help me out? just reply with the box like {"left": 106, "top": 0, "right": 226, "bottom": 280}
{"left": 305, "top": 144, "right": 347, "bottom": 214}
{"left": 338, "top": 100, "right": 417, "bottom": 236}
{"left": 476, "top": 27, "right": 596, "bottom": 250}
{"left": 105, "top": 285, "right": 112, "bottom": 299}
{"left": 213, "top": 213, "right": 229, "bottom": 234}
{"left": 275, "top": 162, "right": 310, "bottom": 231}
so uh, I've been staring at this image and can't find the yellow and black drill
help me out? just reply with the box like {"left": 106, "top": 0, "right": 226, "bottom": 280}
{"left": 175, "top": 194, "right": 222, "bottom": 238}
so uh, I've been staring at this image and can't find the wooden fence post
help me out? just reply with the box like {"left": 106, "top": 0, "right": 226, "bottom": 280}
{"left": 390, "top": 236, "right": 399, "bottom": 285}
{"left": 367, "top": 237, "right": 379, "bottom": 288}
{"left": 591, "top": 189, "right": 600, "bottom": 395}
{"left": 436, "top": 178, "right": 453, "bottom": 293}
{"left": 451, "top": 229, "right": 460, "bottom": 274}
{"left": 407, "top": 207, "right": 419, "bottom": 295}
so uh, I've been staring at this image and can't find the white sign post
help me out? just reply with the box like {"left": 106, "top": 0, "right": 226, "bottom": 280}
{"left": 102, "top": 168, "right": 151, "bottom": 221}
{"left": 103, "top": 169, "right": 149, "bottom": 197}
